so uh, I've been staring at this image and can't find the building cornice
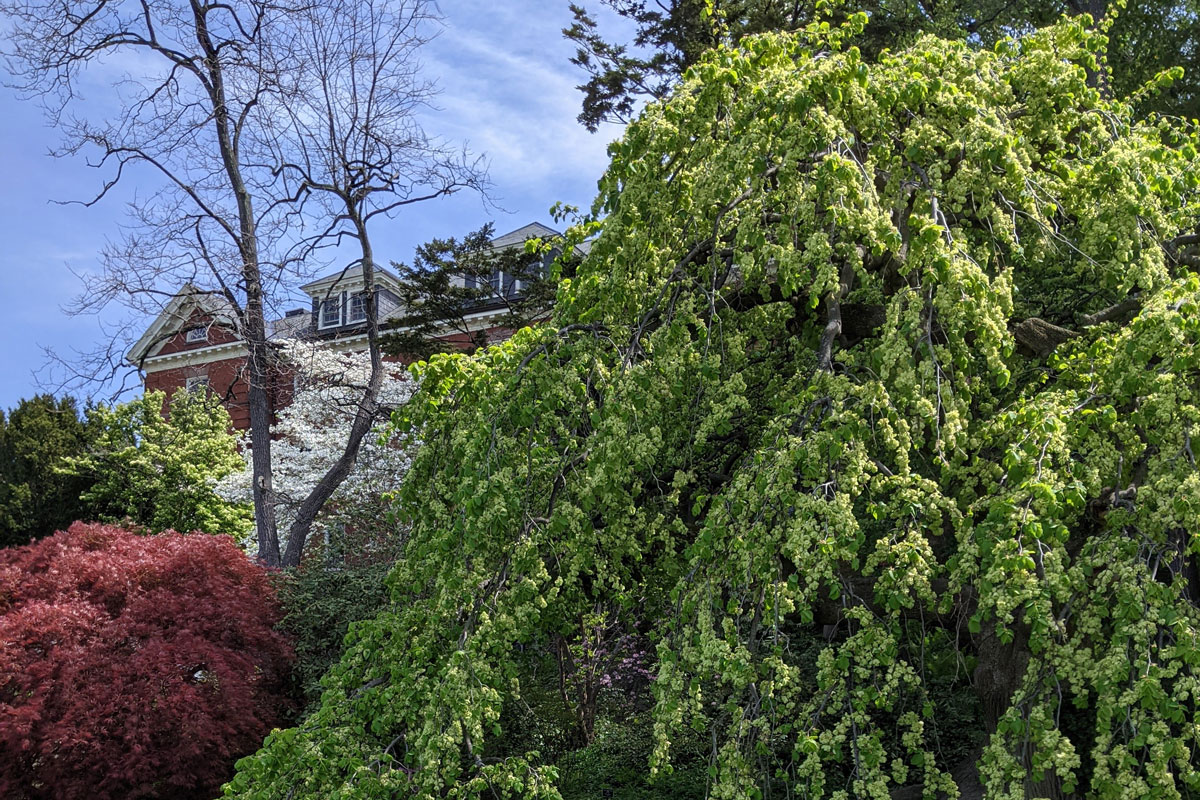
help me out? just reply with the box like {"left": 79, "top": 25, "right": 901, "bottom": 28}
{"left": 140, "top": 340, "right": 249, "bottom": 372}
{"left": 139, "top": 306, "right": 512, "bottom": 372}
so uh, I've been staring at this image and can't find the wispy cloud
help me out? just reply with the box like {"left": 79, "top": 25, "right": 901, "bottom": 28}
{"left": 0, "top": 0, "right": 634, "bottom": 408}
{"left": 419, "top": 1, "right": 619, "bottom": 202}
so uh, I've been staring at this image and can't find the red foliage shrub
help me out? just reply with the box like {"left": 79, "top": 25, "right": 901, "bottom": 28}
{"left": 0, "top": 522, "right": 294, "bottom": 800}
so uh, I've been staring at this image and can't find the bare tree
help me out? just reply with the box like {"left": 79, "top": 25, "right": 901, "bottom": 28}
{"left": 2, "top": 0, "right": 297, "bottom": 563}
{"left": 263, "top": 0, "right": 487, "bottom": 566}
{"left": 1, "top": 0, "right": 486, "bottom": 567}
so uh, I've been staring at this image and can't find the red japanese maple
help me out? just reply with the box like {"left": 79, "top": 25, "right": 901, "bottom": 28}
{"left": 0, "top": 523, "right": 294, "bottom": 800}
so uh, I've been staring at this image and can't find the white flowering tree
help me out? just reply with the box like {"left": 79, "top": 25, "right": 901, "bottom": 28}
{"left": 220, "top": 342, "right": 414, "bottom": 558}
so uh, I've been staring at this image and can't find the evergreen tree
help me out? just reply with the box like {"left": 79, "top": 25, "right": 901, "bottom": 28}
{"left": 384, "top": 223, "right": 577, "bottom": 361}
{"left": 0, "top": 395, "right": 96, "bottom": 548}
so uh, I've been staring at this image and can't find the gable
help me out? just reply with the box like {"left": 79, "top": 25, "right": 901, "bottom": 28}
{"left": 126, "top": 286, "right": 238, "bottom": 367}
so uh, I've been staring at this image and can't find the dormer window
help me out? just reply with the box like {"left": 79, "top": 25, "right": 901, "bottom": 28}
{"left": 185, "top": 326, "right": 207, "bottom": 343}
{"left": 317, "top": 291, "right": 370, "bottom": 329}
{"left": 318, "top": 296, "right": 342, "bottom": 329}
{"left": 347, "top": 292, "right": 367, "bottom": 324}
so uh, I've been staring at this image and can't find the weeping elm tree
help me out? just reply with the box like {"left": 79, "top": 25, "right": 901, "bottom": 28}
{"left": 226, "top": 16, "right": 1200, "bottom": 800}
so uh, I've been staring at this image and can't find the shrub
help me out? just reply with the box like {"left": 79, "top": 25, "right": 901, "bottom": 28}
{"left": 556, "top": 716, "right": 707, "bottom": 800}
{"left": 275, "top": 545, "right": 401, "bottom": 712}
{"left": 0, "top": 522, "right": 294, "bottom": 800}
{"left": 62, "top": 390, "right": 252, "bottom": 538}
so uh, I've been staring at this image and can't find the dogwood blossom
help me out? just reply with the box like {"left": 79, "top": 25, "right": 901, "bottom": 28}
{"left": 219, "top": 341, "right": 415, "bottom": 554}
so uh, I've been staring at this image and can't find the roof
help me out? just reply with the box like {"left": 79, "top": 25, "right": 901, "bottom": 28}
{"left": 489, "top": 221, "right": 563, "bottom": 250}
{"left": 126, "top": 285, "right": 238, "bottom": 367}
{"left": 300, "top": 263, "right": 404, "bottom": 295}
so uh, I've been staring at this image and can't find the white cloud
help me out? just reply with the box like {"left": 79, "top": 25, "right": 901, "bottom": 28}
{"left": 419, "top": 2, "right": 619, "bottom": 200}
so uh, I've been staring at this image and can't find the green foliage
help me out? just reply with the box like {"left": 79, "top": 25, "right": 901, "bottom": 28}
{"left": 556, "top": 717, "right": 707, "bottom": 800}
{"left": 64, "top": 390, "right": 252, "bottom": 536}
{"left": 275, "top": 542, "right": 404, "bottom": 713}
{"left": 566, "top": 0, "right": 1200, "bottom": 130}
{"left": 383, "top": 224, "right": 576, "bottom": 361}
{"left": 228, "top": 17, "right": 1200, "bottom": 800}
{"left": 0, "top": 394, "right": 96, "bottom": 547}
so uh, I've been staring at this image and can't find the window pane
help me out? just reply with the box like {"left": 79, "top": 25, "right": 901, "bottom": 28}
{"left": 320, "top": 298, "right": 341, "bottom": 327}
{"left": 347, "top": 292, "right": 367, "bottom": 323}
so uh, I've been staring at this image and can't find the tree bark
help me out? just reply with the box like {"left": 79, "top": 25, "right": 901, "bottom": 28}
{"left": 280, "top": 211, "right": 383, "bottom": 568}
{"left": 189, "top": 0, "right": 280, "bottom": 565}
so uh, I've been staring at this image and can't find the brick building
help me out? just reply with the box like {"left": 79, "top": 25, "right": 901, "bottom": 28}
{"left": 126, "top": 223, "right": 567, "bottom": 426}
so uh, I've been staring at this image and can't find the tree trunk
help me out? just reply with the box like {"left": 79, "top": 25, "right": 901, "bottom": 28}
{"left": 190, "top": 0, "right": 279, "bottom": 565}
{"left": 279, "top": 211, "right": 384, "bottom": 568}
{"left": 973, "top": 618, "right": 1067, "bottom": 799}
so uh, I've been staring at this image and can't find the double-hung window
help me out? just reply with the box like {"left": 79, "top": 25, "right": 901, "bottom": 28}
{"left": 347, "top": 292, "right": 368, "bottom": 324}
{"left": 319, "top": 296, "right": 343, "bottom": 329}
{"left": 318, "top": 291, "right": 371, "bottom": 329}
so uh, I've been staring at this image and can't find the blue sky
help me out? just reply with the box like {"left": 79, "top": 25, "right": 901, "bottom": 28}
{"left": 0, "top": 0, "right": 630, "bottom": 412}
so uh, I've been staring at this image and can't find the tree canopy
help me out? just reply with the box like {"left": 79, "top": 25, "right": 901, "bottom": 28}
{"left": 565, "top": 0, "right": 1200, "bottom": 130}
{"left": 219, "top": 342, "right": 414, "bottom": 552}
{"left": 383, "top": 224, "right": 568, "bottom": 361}
{"left": 227, "top": 15, "right": 1200, "bottom": 799}
{"left": 0, "top": 395, "right": 96, "bottom": 548}
{"left": 63, "top": 390, "right": 252, "bottom": 536}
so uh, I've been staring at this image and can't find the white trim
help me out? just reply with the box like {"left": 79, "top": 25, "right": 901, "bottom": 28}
{"left": 315, "top": 308, "right": 512, "bottom": 356}
{"left": 141, "top": 341, "right": 248, "bottom": 372}
{"left": 138, "top": 306, "right": 509, "bottom": 373}
{"left": 318, "top": 294, "right": 343, "bottom": 329}
{"left": 185, "top": 375, "right": 211, "bottom": 392}
{"left": 347, "top": 292, "right": 367, "bottom": 323}
{"left": 126, "top": 284, "right": 237, "bottom": 365}
{"left": 185, "top": 327, "right": 208, "bottom": 343}
{"left": 300, "top": 265, "right": 403, "bottom": 295}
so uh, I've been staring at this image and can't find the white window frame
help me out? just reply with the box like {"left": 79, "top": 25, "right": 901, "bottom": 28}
{"left": 185, "top": 326, "right": 207, "bottom": 343}
{"left": 318, "top": 295, "right": 343, "bottom": 329}
{"left": 347, "top": 291, "right": 368, "bottom": 324}
{"left": 185, "top": 375, "right": 210, "bottom": 393}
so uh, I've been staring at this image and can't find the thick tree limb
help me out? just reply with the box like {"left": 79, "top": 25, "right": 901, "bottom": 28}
{"left": 1012, "top": 317, "right": 1078, "bottom": 357}
{"left": 1078, "top": 296, "right": 1140, "bottom": 327}
{"left": 817, "top": 263, "right": 855, "bottom": 371}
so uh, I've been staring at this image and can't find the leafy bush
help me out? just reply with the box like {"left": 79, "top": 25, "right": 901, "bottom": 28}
{"left": 63, "top": 390, "right": 252, "bottom": 537}
{"left": 556, "top": 717, "right": 707, "bottom": 800}
{"left": 275, "top": 548, "right": 400, "bottom": 711}
{"left": 0, "top": 522, "right": 294, "bottom": 800}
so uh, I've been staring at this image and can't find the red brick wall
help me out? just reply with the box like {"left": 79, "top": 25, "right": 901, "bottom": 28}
{"left": 155, "top": 312, "right": 241, "bottom": 357}
{"left": 146, "top": 356, "right": 252, "bottom": 430}
{"left": 144, "top": 323, "right": 515, "bottom": 430}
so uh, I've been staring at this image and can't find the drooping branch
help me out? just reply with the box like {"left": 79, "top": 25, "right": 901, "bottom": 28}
{"left": 1011, "top": 317, "right": 1079, "bottom": 357}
